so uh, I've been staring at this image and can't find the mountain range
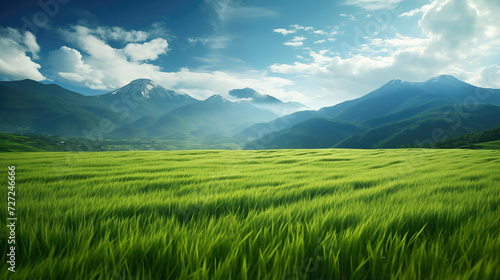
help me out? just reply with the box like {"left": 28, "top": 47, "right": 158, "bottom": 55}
{"left": 1, "top": 75, "right": 499, "bottom": 149}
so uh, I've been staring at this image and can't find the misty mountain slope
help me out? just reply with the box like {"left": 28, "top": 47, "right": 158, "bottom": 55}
{"left": 98, "top": 79, "right": 198, "bottom": 119}
{"left": 0, "top": 81, "right": 126, "bottom": 136}
{"left": 234, "top": 110, "right": 322, "bottom": 141}
{"left": 228, "top": 88, "right": 308, "bottom": 116}
{"left": 107, "top": 116, "right": 159, "bottom": 139}
{"left": 111, "top": 95, "right": 278, "bottom": 139}
{"left": 243, "top": 118, "right": 366, "bottom": 149}
{"left": 243, "top": 75, "right": 487, "bottom": 144}
{"left": 335, "top": 104, "right": 500, "bottom": 148}
{"left": 164, "top": 95, "right": 277, "bottom": 131}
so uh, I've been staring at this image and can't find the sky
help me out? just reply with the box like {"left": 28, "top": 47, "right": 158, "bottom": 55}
{"left": 1, "top": 0, "right": 500, "bottom": 109}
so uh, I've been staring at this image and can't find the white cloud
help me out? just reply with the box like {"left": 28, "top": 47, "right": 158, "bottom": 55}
{"left": 314, "top": 40, "right": 326, "bottom": 44}
{"left": 346, "top": 0, "right": 403, "bottom": 10}
{"left": 54, "top": 25, "right": 168, "bottom": 89}
{"left": 48, "top": 46, "right": 95, "bottom": 84}
{"left": 477, "top": 65, "right": 500, "bottom": 88}
{"left": 123, "top": 38, "right": 169, "bottom": 61}
{"left": 284, "top": 36, "right": 306, "bottom": 47}
{"left": 339, "top": 13, "right": 356, "bottom": 21}
{"left": 313, "top": 30, "right": 326, "bottom": 35}
{"left": 284, "top": 41, "right": 303, "bottom": 47}
{"left": 160, "top": 68, "right": 305, "bottom": 102}
{"left": 23, "top": 31, "right": 40, "bottom": 59}
{"left": 274, "top": 24, "right": 315, "bottom": 36}
{"left": 291, "top": 24, "right": 314, "bottom": 31}
{"left": 49, "top": 24, "right": 303, "bottom": 105}
{"left": 94, "top": 26, "right": 149, "bottom": 42}
{"left": 399, "top": 4, "right": 433, "bottom": 17}
{"left": 0, "top": 28, "right": 45, "bottom": 81}
{"left": 270, "top": 0, "right": 500, "bottom": 105}
{"left": 273, "top": 28, "right": 296, "bottom": 36}
{"left": 187, "top": 35, "right": 233, "bottom": 49}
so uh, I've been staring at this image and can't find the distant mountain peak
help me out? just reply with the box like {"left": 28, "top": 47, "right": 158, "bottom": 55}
{"left": 129, "top": 78, "right": 157, "bottom": 86}
{"left": 377, "top": 78, "right": 407, "bottom": 91}
{"left": 229, "top": 88, "right": 265, "bottom": 99}
{"left": 109, "top": 79, "right": 189, "bottom": 99}
{"left": 426, "top": 75, "right": 460, "bottom": 83}
{"left": 228, "top": 88, "right": 278, "bottom": 103}
{"left": 206, "top": 95, "right": 228, "bottom": 102}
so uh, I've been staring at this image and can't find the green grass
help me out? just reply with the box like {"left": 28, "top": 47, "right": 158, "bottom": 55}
{"left": 475, "top": 140, "right": 500, "bottom": 149}
{"left": 1, "top": 149, "right": 499, "bottom": 279}
{"left": 0, "top": 133, "right": 44, "bottom": 152}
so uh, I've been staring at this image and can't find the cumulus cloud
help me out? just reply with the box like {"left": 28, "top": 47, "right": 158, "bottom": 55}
{"left": 270, "top": 0, "right": 500, "bottom": 105}
{"left": 123, "top": 38, "right": 169, "bottom": 61}
{"left": 47, "top": 24, "right": 304, "bottom": 105}
{"left": 48, "top": 46, "right": 94, "bottom": 83}
{"left": 0, "top": 28, "right": 45, "bottom": 81}
{"left": 473, "top": 65, "right": 500, "bottom": 88}
{"left": 52, "top": 25, "right": 168, "bottom": 89}
{"left": 94, "top": 26, "right": 149, "bottom": 42}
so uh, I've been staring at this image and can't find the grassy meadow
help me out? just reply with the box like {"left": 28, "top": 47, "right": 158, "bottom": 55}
{"left": 1, "top": 149, "right": 500, "bottom": 279}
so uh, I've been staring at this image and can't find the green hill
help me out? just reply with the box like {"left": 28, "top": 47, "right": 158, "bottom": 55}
{"left": 244, "top": 118, "right": 366, "bottom": 149}
{"left": 335, "top": 104, "right": 500, "bottom": 148}
{"left": 0, "top": 132, "right": 44, "bottom": 152}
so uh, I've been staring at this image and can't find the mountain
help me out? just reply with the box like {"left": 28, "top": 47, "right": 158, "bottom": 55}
{"left": 431, "top": 123, "right": 500, "bottom": 149}
{"left": 245, "top": 75, "right": 500, "bottom": 149}
{"left": 244, "top": 118, "right": 366, "bottom": 149}
{"left": 228, "top": 88, "right": 308, "bottom": 116}
{"left": 2, "top": 75, "right": 499, "bottom": 150}
{"left": 110, "top": 95, "right": 278, "bottom": 140}
{"left": 234, "top": 110, "right": 322, "bottom": 141}
{"left": 0, "top": 80, "right": 126, "bottom": 137}
{"left": 98, "top": 79, "right": 198, "bottom": 119}
{"left": 335, "top": 104, "right": 500, "bottom": 148}
{"left": 319, "top": 75, "right": 500, "bottom": 124}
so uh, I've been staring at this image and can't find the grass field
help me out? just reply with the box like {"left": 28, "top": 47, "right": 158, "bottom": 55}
{"left": 475, "top": 140, "right": 500, "bottom": 150}
{"left": 1, "top": 149, "right": 500, "bottom": 279}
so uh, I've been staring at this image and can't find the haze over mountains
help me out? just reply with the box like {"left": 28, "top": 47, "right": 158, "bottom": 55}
{"left": 1, "top": 75, "right": 500, "bottom": 149}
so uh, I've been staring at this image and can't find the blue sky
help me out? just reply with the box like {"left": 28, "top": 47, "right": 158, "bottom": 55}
{"left": 1, "top": 0, "right": 500, "bottom": 108}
